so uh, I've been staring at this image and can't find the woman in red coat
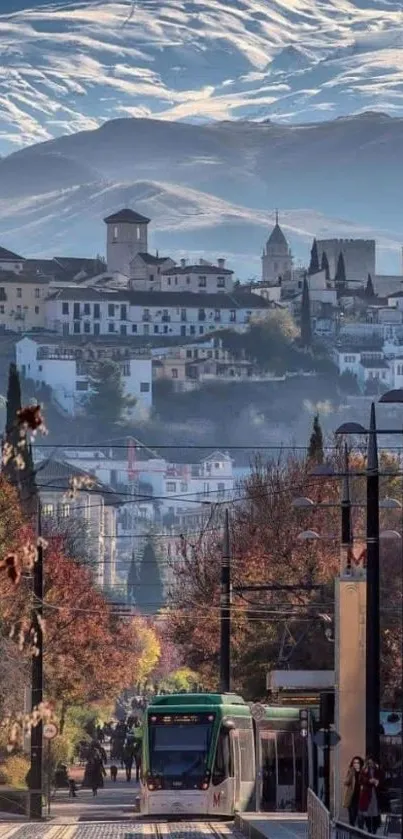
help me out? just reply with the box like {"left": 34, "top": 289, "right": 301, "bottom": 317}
{"left": 358, "top": 756, "right": 383, "bottom": 834}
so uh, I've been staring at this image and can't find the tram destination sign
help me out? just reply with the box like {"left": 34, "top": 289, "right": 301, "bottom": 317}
{"left": 150, "top": 713, "right": 215, "bottom": 725}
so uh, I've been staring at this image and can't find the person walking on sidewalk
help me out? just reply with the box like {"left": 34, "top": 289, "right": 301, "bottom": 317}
{"left": 343, "top": 756, "right": 364, "bottom": 826}
{"left": 358, "top": 756, "right": 383, "bottom": 834}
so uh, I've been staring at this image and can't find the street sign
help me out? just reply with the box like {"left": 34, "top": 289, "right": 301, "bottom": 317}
{"left": 251, "top": 703, "right": 266, "bottom": 722}
{"left": 313, "top": 728, "right": 341, "bottom": 748}
{"left": 43, "top": 723, "right": 58, "bottom": 741}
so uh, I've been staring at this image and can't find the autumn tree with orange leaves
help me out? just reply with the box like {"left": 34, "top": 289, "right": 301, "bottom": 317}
{"left": 167, "top": 449, "right": 403, "bottom": 702}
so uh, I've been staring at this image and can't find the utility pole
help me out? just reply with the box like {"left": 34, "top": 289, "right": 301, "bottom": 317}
{"left": 29, "top": 501, "right": 43, "bottom": 820}
{"left": 220, "top": 508, "right": 231, "bottom": 693}
{"left": 366, "top": 402, "right": 380, "bottom": 762}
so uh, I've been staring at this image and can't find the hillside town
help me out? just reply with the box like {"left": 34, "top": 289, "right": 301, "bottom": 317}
{"left": 1, "top": 207, "right": 403, "bottom": 604}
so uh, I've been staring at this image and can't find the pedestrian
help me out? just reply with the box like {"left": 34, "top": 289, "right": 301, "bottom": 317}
{"left": 123, "top": 736, "right": 135, "bottom": 783}
{"left": 343, "top": 756, "right": 364, "bottom": 826}
{"left": 358, "top": 755, "right": 383, "bottom": 834}
{"left": 86, "top": 755, "right": 106, "bottom": 797}
{"left": 110, "top": 765, "right": 118, "bottom": 782}
{"left": 68, "top": 778, "right": 78, "bottom": 798}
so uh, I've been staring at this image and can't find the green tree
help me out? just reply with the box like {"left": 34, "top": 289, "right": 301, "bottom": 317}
{"left": 365, "top": 273, "right": 375, "bottom": 298}
{"left": 3, "top": 363, "right": 37, "bottom": 517}
{"left": 87, "top": 359, "right": 135, "bottom": 425}
{"left": 321, "top": 251, "right": 330, "bottom": 281}
{"left": 308, "top": 413, "right": 324, "bottom": 463}
{"left": 136, "top": 539, "right": 164, "bottom": 615}
{"left": 308, "top": 238, "right": 320, "bottom": 275}
{"left": 335, "top": 252, "right": 347, "bottom": 288}
{"left": 300, "top": 274, "right": 312, "bottom": 348}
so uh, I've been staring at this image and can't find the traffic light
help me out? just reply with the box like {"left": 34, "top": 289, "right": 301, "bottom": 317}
{"left": 299, "top": 708, "right": 309, "bottom": 738}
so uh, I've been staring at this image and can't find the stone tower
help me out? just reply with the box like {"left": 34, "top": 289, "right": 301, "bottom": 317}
{"left": 261, "top": 211, "right": 293, "bottom": 283}
{"left": 104, "top": 208, "right": 150, "bottom": 277}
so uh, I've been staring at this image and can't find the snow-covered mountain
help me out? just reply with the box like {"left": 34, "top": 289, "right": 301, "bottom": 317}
{"left": 1, "top": 0, "right": 403, "bottom": 154}
{"left": 0, "top": 114, "right": 402, "bottom": 276}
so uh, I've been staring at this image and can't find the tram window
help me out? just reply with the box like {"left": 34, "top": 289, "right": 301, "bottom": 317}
{"left": 212, "top": 728, "right": 233, "bottom": 785}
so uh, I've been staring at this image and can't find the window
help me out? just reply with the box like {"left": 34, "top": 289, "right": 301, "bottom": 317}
{"left": 60, "top": 503, "right": 70, "bottom": 518}
{"left": 76, "top": 380, "right": 88, "bottom": 391}
{"left": 172, "top": 368, "right": 178, "bottom": 379}
{"left": 186, "top": 350, "right": 192, "bottom": 359}
{"left": 167, "top": 277, "right": 171, "bottom": 286}
{"left": 143, "top": 308, "right": 150, "bottom": 322}
{"left": 121, "top": 304, "right": 127, "bottom": 320}
{"left": 120, "top": 324, "right": 127, "bottom": 336}
{"left": 0, "top": 304, "right": 4, "bottom": 314}
{"left": 73, "top": 302, "right": 80, "bottom": 319}
{"left": 190, "top": 325, "right": 195, "bottom": 335}
{"left": 167, "top": 482, "right": 176, "bottom": 492}
{"left": 73, "top": 322, "right": 80, "bottom": 334}
{"left": 163, "top": 325, "right": 168, "bottom": 334}
{"left": 175, "top": 277, "right": 178, "bottom": 285}
{"left": 214, "top": 309, "right": 221, "bottom": 322}
{"left": 122, "top": 363, "right": 130, "bottom": 376}
{"left": 199, "top": 326, "right": 204, "bottom": 335}
{"left": 108, "top": 322, "right": 115, "bottom": 333}
{"left": 38, "top": 364, "right": 42, "bottom": 372}
{"left": 35, "top": 306, "right": 39, "bottom": 314}
{"left": 198, "top": 276, "right": 206, "bottom": 288}
{"left": 140, "top": 382, "right": 150, "bottom": 392}
{"left": 212, "top": 727, "right": 233, "bottom": 786}
{"left": 42, "top": 504, "right": 54, "bottom": 517}
{"left": 150, "top": 274, "right": 154, "bottom": 282}
{"left": 83, "top": 303, "right": 90, "bottom": 315}
{"left": 93, "top": 303, "right": 100, "bottom": 319}
{"left": 132, "top": 324, "right": 137, "bottom": 333}
{"left": 94, "top": 322, "right": 100, "bottom": 336}
{"left": 137, "top": 225, "right": 141, "bottom": 240}
{"left": 144, "top": 324, "right": 150, "bottom": 335}
{"left": 186, "top": 276, "right": 190, "bottom": 285}
{"left": 154, "top": 325, "right": 159, "bottom": 333}
{"left": 198, "top": 308, "right": 206, "bottom": 322}
{"left": 181, "top": 308, "right": 187, "bottom": 321}
{"left": 217, "top": 277, "right": 225, "bottom": 288}
{"left": 180, "top": 482, "right": 188, "bottom": 492}
{"left": 218, "top": 482, "right": 225, "bottom": 497}
{"left": 62, "top": 323, "right": 69, "bottom": 336}
{"left": 230, "top": 309, "right": 236, "bottom": 322}
{"left": 162, "top": 309, "right": 170, "bottom": 322}
{"left": 35, "top": 288, "right": 40, "bottom": 298}
{"left": 84, "top": 321, "right": 91, "bottom": 333}
{"left": 108, "top": 303, "right": 115, "bottom": 317}
{"left": 16, "top": 288, "right": 22, "bottom": 298}
{"left": 113, "top": 225, "right": 118, "bottom": 241}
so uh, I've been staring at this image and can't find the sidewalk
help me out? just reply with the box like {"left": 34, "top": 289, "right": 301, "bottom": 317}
{"left": 236, "top": 812, "right": 307, "bottom": 839}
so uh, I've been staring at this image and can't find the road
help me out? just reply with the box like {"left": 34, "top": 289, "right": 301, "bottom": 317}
{"left": 0, "top": 821, "right": 237, "bottom": 839}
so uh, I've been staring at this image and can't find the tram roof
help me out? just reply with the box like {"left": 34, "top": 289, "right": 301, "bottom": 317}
{"left": 147, "top": 692, "right": 249, "bottom": 712}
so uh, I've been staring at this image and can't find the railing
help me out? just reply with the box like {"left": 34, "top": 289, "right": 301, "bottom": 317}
{"left": 334, "top": 821, "right": 377, "bottom": 839}
{"left": 307, "top": 789, "right": 331, "bottom": 839}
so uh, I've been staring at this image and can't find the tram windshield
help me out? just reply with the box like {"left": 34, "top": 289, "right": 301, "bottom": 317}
{"left": 148, "top": 712, "right": 215, "bottom": 787}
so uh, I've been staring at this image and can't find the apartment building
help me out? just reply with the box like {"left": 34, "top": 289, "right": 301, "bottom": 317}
{"left": 16, "top": 334, "right": 152, "bottom": 417}
{"left": 159, "top": 259, "right": 234, "bottom": 294}
{"left": 45, "top": 287, "right": 270, "bottom": 338}
{"left": 0, "top": 272, "right": 51, "bottom": 332}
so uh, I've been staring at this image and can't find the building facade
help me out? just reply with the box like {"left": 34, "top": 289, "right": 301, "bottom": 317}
{"left": 45, "top": 287, "right": 270, "bottom": 338}
{"left": 105, "top": 208, "right": 151, "bottom": 277}
{"left": 160, "top": 259, "right": 234, "bottom": 294}
{"left": 16, "top": 335, "right": 152, "bottom": 417}
{"left": 0, "top": 273, "right": 50, "bottom": 332}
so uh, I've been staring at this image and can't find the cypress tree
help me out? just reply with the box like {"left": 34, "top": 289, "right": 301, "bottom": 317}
{"left": 321, "top": 251, "right": 330, "bottom": 282}
{"left": 136, "top": 539, "right": 164, "bottom": 615}
{"left": 335, "top": 252, "right": 347, "bottom": 288}
{"left": 127, "top": 551, "right": 139, "bottom": 605}
{"left": 365, "top": 273, "right": 375, "bottom": 298}
{"left": 308, "top": 414, "right": 324, "bottom": 463}
{"left": 3, "top": 363, "right": 37, "bottom": 517}
{"left": 308, "top": 238, "right": 320, "bottom": 275}
{"left": 301, "top": 273, "right": 312, "bottom": 348}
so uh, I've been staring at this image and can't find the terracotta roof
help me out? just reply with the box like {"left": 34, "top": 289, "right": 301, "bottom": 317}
{"left": 162, "top": 264, "right": 233, "bottom": 276}
{"left": 104, "top": 208, "right": 150, "bottom": 225}
{"left": 0, "top": 246, "right": 24, "bottom": 261}
{"left": 36, "top": 458, "right": 123, "bottom": 506}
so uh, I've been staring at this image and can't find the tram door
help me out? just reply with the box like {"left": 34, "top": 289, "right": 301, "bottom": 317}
{"left": 258, "top": 731, "right": 296, "bottom": 811}
{"left": 230, "top": 730, "right": 241, "bottom": 811}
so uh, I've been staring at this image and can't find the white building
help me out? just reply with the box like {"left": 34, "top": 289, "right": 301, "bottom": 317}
{"left": 0, "top": 245, "right": 25, "bottom": 274}
{"left": 45, "top": 287, "right": 270, "bottom": 339}
{"left": 16, "top": 335, "right": 152, "bottom": 418}
{"left": 335, "top": 346, "right": 391, "bottom": 391}
{"left": 105, "top": 208, "right": 150, "bottom": 277}
{"left": 160, "top": 259, "right": 234, "bottom": 294}
{"left": 34, "top": 457, "right": 121, "bottom": 591}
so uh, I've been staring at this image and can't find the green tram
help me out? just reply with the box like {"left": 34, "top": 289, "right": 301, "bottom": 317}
{"left": 140, "top": 693, "right": 319, "bottom": 817}
{"left": 140, "top": 693, "right": 255, "bottom": 817}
